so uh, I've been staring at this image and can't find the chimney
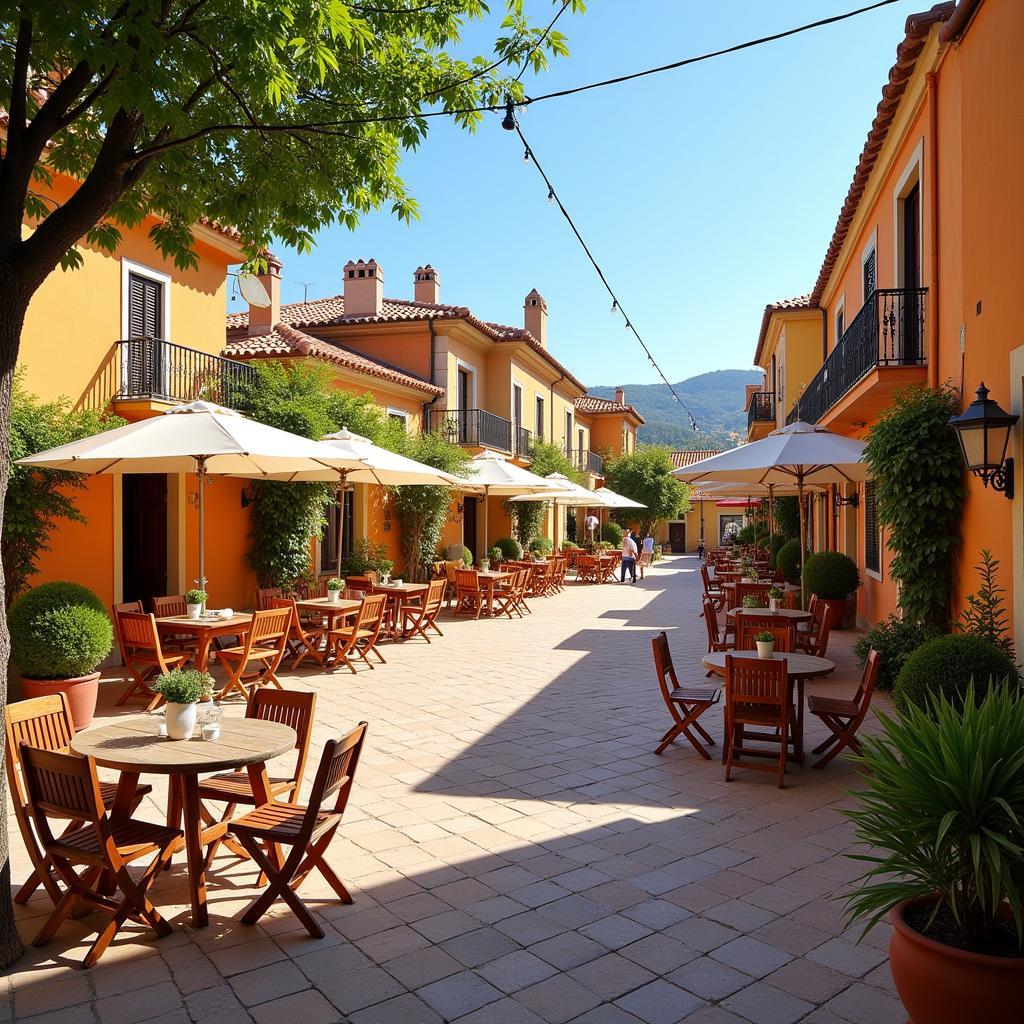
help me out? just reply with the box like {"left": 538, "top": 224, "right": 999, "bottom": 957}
{"left": 247, "top": 255, "right": 282, "bottom": 337}
{"left": 615, "top": 387, "right": 625, "bottom": 406}
{"left": 414, "top": 264, "right": 440, "bottom": 305}
{"left": 524, "top": 288, "right": 547, "bottom": 348}
{"left": 343, "top": 258, "right": 384, "bottom": 318}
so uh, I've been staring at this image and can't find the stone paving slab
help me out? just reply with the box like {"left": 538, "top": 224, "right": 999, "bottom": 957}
{"left": 2, "top": 555, "right": 902, "bottom": 1023}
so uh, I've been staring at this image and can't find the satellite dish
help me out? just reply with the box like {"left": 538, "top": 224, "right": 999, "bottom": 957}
{"left": 237, "top": 272, "right": 271, "bottom": 308}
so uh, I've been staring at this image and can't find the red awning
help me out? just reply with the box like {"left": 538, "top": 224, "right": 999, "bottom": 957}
{"left": 715, "top": 497, "right": 759, "bottom": 508}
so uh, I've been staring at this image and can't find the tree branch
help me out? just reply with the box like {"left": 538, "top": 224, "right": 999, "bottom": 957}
{"left": 5, "top": 17, "right": 32, "bottom": 157}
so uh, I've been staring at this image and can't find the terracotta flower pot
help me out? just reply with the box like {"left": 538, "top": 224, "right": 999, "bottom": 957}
{"left": 21, "top": 672, "right": 100, "bottom": 731}
{"left": 819, "top": 597, "right": 847, "bottom": 629}
{"left": 889, "top": 898, "right": 1024, "bottom": 1024}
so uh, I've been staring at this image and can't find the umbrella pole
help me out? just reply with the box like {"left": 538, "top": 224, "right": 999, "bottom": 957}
{"left": 336, "top": 470, "right": 348, "bottom": 580}
{"left": 483, "top": 486, "right": 489, "bottom": 559}
{"left": 197, "top": 456, "right": 207, "bottom": 608}
{"left": 768, "top": 483, "right": 775, "bottom": 563}
{"left": 798, "top": 476, "right": 806, "bottom": 609}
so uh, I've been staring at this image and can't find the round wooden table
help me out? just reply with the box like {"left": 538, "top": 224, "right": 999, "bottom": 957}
{"left": 72, "top": 715, "right": 296, "bottom": 928}
{"left": 700, "top": 651, "right": 835, "bottom": 764}
{"left": 726, "top": 606, "right": 811, "bottom": 623}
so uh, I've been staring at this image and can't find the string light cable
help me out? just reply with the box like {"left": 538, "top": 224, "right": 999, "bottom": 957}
{"left": 513, "top": 123, "right": 700, "bottom": 432}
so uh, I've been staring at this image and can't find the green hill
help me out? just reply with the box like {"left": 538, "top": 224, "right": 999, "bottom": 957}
{"left": 589, "top": 369, "right": 762, "bottom": 450}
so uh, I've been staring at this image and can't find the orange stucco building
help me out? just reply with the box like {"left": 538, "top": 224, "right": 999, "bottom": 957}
{"left": 746, "top": 0, "right": 1024, "bottom": 646}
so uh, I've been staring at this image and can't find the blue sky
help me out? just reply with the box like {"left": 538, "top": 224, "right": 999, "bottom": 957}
{"left": 253, "top": 0, "right": 923, "bottom": 386}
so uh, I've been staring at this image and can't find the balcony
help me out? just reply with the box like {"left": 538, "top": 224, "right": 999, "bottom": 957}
{"left": 787, "top": 288, "right": 927, "bottom": 428}
{"left": 746, "top": 391, "right": 775, "bottom": 437}
{"left": 568, "top": 447, "right": 604, "bottom": 476}
{"left": 427, "top": 408, "right": 513, "bottom": 452}
{"left": 115, "top": 338, "right": 256, "bottom": 409}
{"left": 514, "top": 425, "right": 534, "bottom": 460}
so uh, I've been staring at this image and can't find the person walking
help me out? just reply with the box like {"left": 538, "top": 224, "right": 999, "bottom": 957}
{"left": 620, "top": 529, "right": 638, "bottom": 583}
{"left": 637, "top": 532, "right": 655, "bottom": 579}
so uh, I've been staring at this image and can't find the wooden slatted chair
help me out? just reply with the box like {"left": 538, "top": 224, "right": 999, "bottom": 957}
{"left": 700, "top": 564, "right": 724, "bottom": 610}
{"left": 114, "top": 600, "right": 143, "bottom": 615}
{"left": 491, "top": 569, "right": 524, "bottom": 619}
{"left": 400, "top": 579, "right": 446, "bottom": 642}
{"left": 214, "top": 607, "right": 291, "bottom": 701}
{"left": 151, "top": 594, "right": 200, "bottom": 657}
{"left": 198, "top": 689, "right": 317, "bottom": 870}
{"left": 454, "top": 569, "right": 488, "bottom": 618}
{"left": 5, "top": 693, "right": 153, "bottom": 908}
{"left": 651, "top": 632, "right": 721, "bottom": 759}
{"left": 342, "top": 576, "right": 374, "bottom": 597}
{"left": 114, "top": 610, "right": 189, "bottom": 710}
{"left": 701, "top": 596, "right": 730, "bottom": 675}
{"left": 551, "top": 556, "right": 569, "bottom": 592}
{"left": 734, "top": 582, "right": 771, "bottom": 608}
{"left": 734, "top": 615, "right": 794, "bottom": 653}
{"left": 576, "top": 554, "right": 599, "bottom": 583}
{"left": 20, "top": 745, "right": 182, "bottom": 968}
{"left": 327, "top": 594, "right": 387, "bottom": 674}
{"left": 267, "top": 597, "right": 329, "bottom": 670}
{"left": 808, "top": 648, "right": 881, "bottom": 769}
{"left": 796, "top": 601, "right": 835, "bottom": 658}
{"left": 228, "top": 721, "right": 368, "bottom": 938}
{"left": 724, "top": 655, "right": 791, "bottom": 789}
{"left": 257, "top": 587, "right": 284, "bottom": 610}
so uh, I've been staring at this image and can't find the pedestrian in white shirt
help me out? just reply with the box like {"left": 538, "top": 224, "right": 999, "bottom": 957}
{"left": 620, "top": 530, "right": 638, "bottom": 583}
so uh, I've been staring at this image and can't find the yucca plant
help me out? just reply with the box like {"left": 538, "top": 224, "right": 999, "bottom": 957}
{"left": 843, "top": 683, "right": 1024, "bottom": 950}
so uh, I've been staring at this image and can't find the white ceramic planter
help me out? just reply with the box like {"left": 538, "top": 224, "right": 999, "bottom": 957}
{"left": 165, "top": 701, "right": 197, "bottom": 740}
{"left": 769, "top": 598, "right": 780, "bottom": 612}
{"left": 327, "top": 590, "right": 342, "bottom": 604}
{"left": 187, "top": 603, "right": 202, "bottom": 620}
{"left": 756, "top": 641, "right": 775, "bottom": 660}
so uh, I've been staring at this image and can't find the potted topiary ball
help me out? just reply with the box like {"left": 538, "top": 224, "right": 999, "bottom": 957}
{"left": 9, "top": 581, "right": 114, "bottom": 729}
{"left": 801, "top": 551, "right": 860, "bottom": 627}
{"left": 150, "top": 668, "right": 209, "bottom": 740}
{"left": 775, "top": 539, "right": 803, "bottom": 586}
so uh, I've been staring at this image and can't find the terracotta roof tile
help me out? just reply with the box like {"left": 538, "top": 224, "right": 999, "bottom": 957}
{"left": 226, "top": 294, "right": 586, "bottom": 391}
{"left": 224, "top": 324, "right": 442, "bottom": 396}
{"left": 574, "top": 395, "right": 646, "bottom": 424}
{"left": 754, "top": 294, "right": 814, "bottom": 366}
{"left": 669, "top": 449, "right": 723, "bottom": 470}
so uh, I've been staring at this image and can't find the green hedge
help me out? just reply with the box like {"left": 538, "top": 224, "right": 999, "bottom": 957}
{"left": 9, "top": 581, "right": 112, "bottom": 679}
{"left": 853, "top": 615, "right": 934, "bottom": 691}
{"left": 893, "top": 634, "right": 1018, "bottom": 715}
{"left": 528, "top": 536, "right": 553, "bottom": 556}
{"left": 802, "top": 551, "right": 860, "bottom": 600}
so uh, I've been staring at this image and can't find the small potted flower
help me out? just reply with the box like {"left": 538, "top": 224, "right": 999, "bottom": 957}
{"left": 326, "top": 577, "right": 345, "bottom": 604}
{"left": 742, "top": 594, "right": 760, "bottom": 609}
{"left": 768, "top": 586, "right": 785, "bottom": 612}
{"left": 488, "top": 546, "right": 503, "bottom": 569}
{"left": 753, "top": 630, "right": 776, "bottom": 659}
{"left": 185, "top": 588, "right": 206, "bottom": 619}
{"left": 150, "top": 668, "right": 209, "bottom": 740}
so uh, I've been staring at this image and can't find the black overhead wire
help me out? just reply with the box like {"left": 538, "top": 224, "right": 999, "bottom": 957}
{"left": 514, "top": 124, "right": 701, "bottom": 432}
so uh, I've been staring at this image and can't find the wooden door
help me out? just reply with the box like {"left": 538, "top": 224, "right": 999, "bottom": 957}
{"left": 122, "top": 474, "right": 168, "bottom": 608}
{"left": 901, "top": 183, "right": 921, "bottom": 361}
{"left": 462, "top": 497, "right": 478, "bottom": 562}
{"left": 668, "top": 522, "right": 686, "bottom": 553}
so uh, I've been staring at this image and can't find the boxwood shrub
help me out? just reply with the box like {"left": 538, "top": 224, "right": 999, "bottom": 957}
{"left": 10, "top": 581, "right": 113, "bottom": 680}
{"left": 600, "top": 521, "right": 623, "bottom": 546}
{"left": 802, "top": 551, "right": 861, "bottom": 600}
{"left": 528, "top": 536, "right": 553, "bottom": 556}
{"left": 492, "top": 536, "right": 523, "bottom": 561}
{"left": 776, "top": 539, "right": 804, "bottom": 584}
{"left": 893, "top": 633, "right": 1018, "bottom": 715}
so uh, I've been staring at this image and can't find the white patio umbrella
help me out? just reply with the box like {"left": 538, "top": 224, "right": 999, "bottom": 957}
{"left": 464, "top": 450, "right": 562, "bottom": 554}
{"left": 675, "top": 421, "right": 868, "bottom": 603}
{"left": 244, "top": 427, "right": 476, "bottom": 576}
{"left": 592, "top": 486, "right": 646, "bottom": 509}
{"left": 17, "top": 400, "right": 350, "bottom": 598}
{"left": 507, "top": 472, "right": 608, "bottom": 547}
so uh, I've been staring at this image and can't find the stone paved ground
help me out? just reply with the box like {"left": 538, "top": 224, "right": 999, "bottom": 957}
{"left": 2, "top": 555, "right": 904, "bottom": 1024}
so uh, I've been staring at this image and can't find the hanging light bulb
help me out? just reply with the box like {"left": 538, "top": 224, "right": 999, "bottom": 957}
{"left": 610, "top": 299, "right": 618, "bottom": 314}
{"left": 547, "top": 186, "right": 555, "bottom": 204}
{"left": 523, "top": 147, "right": 530, "bottom": 163}
{"left": 501, "top": 100, "right": 517, "bottom": 131}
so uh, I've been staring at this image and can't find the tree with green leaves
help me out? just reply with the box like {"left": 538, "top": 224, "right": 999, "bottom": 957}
{"left": 505, "top": 440, "right": 582, "bottom": 548}
{"left": 603, "top": 445, "right": 690, "bottom": 538}
{"left": 5, "top": 376, "right": 124, "bottom": 606}
{"left": 0, "top": 2, "right": 582, "bottom": 962}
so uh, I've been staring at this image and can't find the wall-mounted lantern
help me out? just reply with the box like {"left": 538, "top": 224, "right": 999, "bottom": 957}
{"left": 948, "top": 383, "right": 1019, "bottom": 499}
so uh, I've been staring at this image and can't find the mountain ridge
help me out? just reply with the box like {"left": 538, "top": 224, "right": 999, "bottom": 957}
{"left": 588, "top": 369, "right": 762, "bottom": 451}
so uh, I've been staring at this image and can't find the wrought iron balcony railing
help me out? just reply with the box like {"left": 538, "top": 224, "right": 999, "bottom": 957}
{"left": 567, "top": 447, "right": 604, "bottom": 475}
{"left": 514, "top": 425, "right": 534, "bottom": 459}
{"left": 747, "top": 391, "right": 775, "bottom": 429}
{"left": 787, "top": 287, "right": 927, "bottom": 425}
{"left": 115, "top": 337, "right": 256, "bottom": 408}
{"left": 426, "top": 408, "right": 513, "bottom": 451}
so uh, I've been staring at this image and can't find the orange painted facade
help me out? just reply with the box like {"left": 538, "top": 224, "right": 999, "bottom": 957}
{"left": 749, "top": 0, "right": 1024, "bottom": 647}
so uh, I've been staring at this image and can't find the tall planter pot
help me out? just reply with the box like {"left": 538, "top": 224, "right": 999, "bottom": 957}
{"left": 20, "top": 672, "right": 100, "bottom": 731}
{"left": 889, "top": 898, "right": 1024, "bottom": 1024}
{"left": 818, "top": 597, "right": 847, "bottom": 629}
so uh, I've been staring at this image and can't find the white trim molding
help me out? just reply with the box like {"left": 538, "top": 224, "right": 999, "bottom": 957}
{"left": 120, "top": 257, "right": 172, "bottom": 339}
{"left": 892, "top": 138, "right": 925, "bottom": 289}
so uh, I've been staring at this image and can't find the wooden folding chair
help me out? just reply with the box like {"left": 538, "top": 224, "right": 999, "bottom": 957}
{"left": 734, "top": 582, "right": 771, "bottom": 608}
{"left": 229, "top": 721, "right": 368, "bottom": 938}
{"left": 215, "top": 607, "right": 291, "bottom": 701}
{"left": 114, "top": 600, "right": 143, "bottom": 615}
{"left": 576, "top": 554, "right": 598, "bottom": 583}
{"left": 328, "top": 593, "right": 387, "bottom": 673}
{"left": 700, "top": 564, "right": 724, "bottom": 610}
{"left": 492, "top": 569, "right": 526, "bottom": 620}
{"left": 5, "top": 693, "right": 153, "bottom": 908}
{"left": 400, "top": 579, "right": 446, "bottom": 641}
{"left": 454, "top": 569, "right": 487, "bottom": 618}
{"left": 198, "top": 688, "right": 317, "bottom": 870}
{"left": 256, "top": 587, "right": 284, "bottom": 610}
{"left": 797, "top": 600, "right": 835, "bottom": 657}
{"left": 151, "top": 594, "right": 201, "bottom": 657}
{"left": 724, "top": 655, "right": 791, "bottom": 789}
{"left": 114, "top": 610, "right": 189, "bottom": 710}
{"left": 20, "top": 745, "right": 182, "bottom": 968}
{"left": 702, "top": 596, "right": 730, "bottom": 654}
{"left": 267, "top": 596, "right": 329, "bottom": 670}
{"left": 652, "top": 632, "right": 721, "bottom": 759}
{"left": 734, "top": 615, "right": 794, "bottom": 653}
{"left": 808, "top": 648, "right": 881, "bottom": 769}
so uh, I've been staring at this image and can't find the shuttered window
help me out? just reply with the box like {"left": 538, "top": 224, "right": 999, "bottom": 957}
{"left": 128, "top": 272, "right": 163, "bottom": 338}
{"left": 864, "top": 481, "right": 880, "bottom": 573}
{"left": 321, "top": 490, "right": 354, "bottom": 572}
{"left": 862, "top": 248, "right": 877, "bottom": 302}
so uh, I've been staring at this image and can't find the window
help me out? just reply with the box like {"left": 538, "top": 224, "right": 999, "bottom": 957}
{"left": 565, "top": 410, "right": 573, "bottom": 456}
{"left": 577, "top": 427, "right": 585, "bottom": 454}
{"left": 864, "top": 481, "right": 880, "bottom": 573}
{"left": 835, "top": 300, "right": 846, "bottom": 341}
{"left": 512, "top": 384, "right": 523, "bottom": 427}
{"left": 863, "top": 246, "right": 877, "bottom": 302}
{"left": 535, "top": 396, "right": 544, "bottom": 440}
{"left": 387, "top": 409, "right": 409, "bottom": 431}
{"left": 321, "top": 490, "right": 354, "bottom": 572}
{"left": 127, "top": 272, "right": 163, "bottom": 339}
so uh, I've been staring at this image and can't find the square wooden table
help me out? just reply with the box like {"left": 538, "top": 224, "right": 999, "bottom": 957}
{"left": 294, "top": 596, "right": 362, "bottom": 629}
{"left": 373, "top": 582, "right": 428, "bottom": 637}
{"left": 475, "top": 570, "right": 510, "bottom": 614}
{"left": 155, "top": 613, "right": 253, "bottom": 672}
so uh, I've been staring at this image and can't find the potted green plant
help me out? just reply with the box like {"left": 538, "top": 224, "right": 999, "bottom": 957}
{"left": 843, "top": 684, "right": 1024, "bottom": 1024}
{"left": 801, "top": 550, "right": 860, "bottom": 627}
{"left": 742, "top": 594, "right": 760, "bottom": 609}
{"left": 325, "top": 577, "right": 344, "bottom": 604}
{"left": 768, "top": 586, "right": 785, "bottom": 612}
{"left": 753, "top": 630, "right": 776, "bottom": 659}
{"left": 151, "top": 668, "right": 210, "bottom": 740}
{"left": 488, "top": 546, "right": 502, "bottom": 568}
{"left": 9, "top": 581, "right": 113, "bottom": 730}
{"left": 185, "top": 588, "right": 207, "bottom": 619}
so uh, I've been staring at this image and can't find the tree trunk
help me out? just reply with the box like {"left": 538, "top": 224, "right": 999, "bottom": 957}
{"left": 0, "top": 283, "right": 28, "bottom": 966}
